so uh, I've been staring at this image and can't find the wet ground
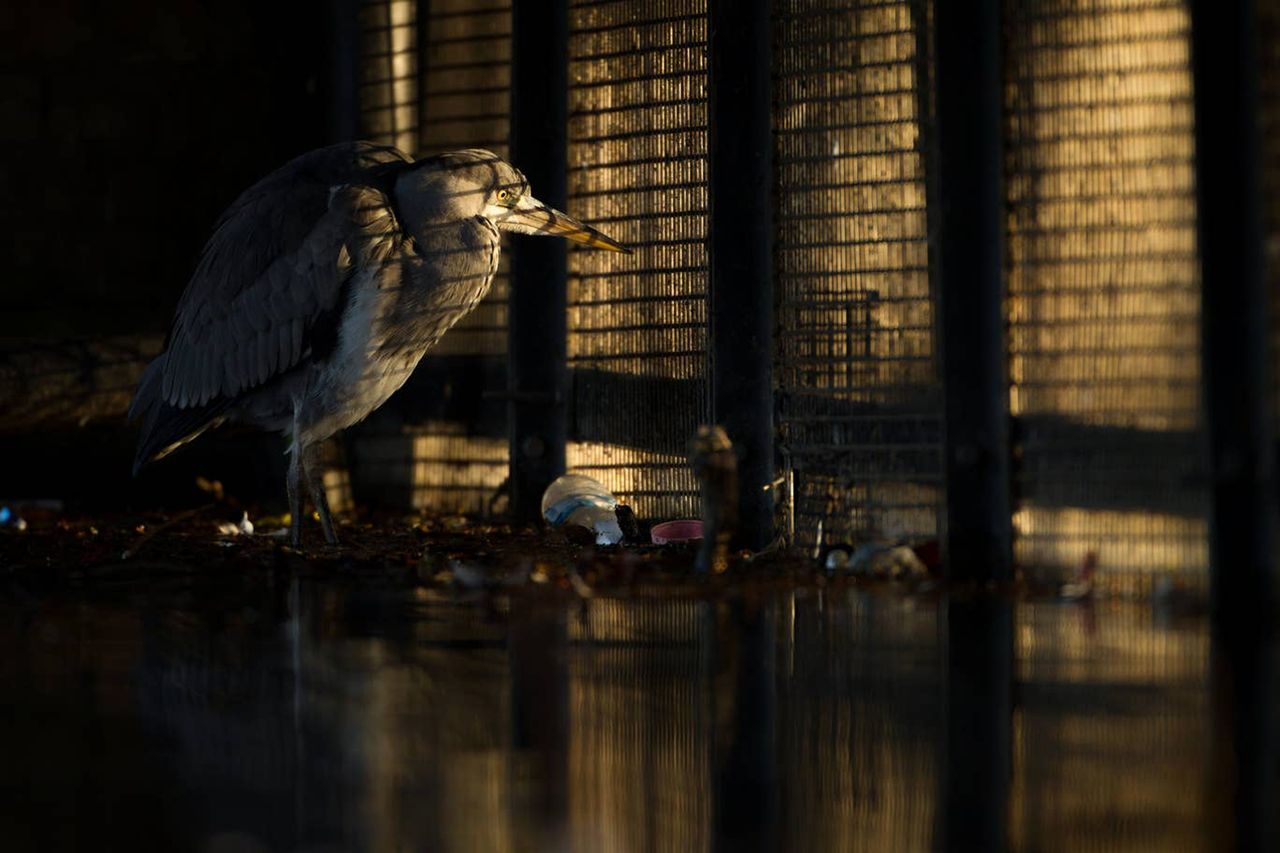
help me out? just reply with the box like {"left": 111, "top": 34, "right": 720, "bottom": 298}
{"left": 0, "top": 513, "right": 1275, "bottom": 851}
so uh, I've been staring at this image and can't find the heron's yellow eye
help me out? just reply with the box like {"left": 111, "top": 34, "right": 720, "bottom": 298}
{"left": 497, "top": 189, "right": 510, "bottom": 202}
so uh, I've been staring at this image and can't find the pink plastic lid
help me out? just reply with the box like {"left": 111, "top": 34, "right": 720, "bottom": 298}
{"left": 650, "top": 519, "right": 703, "bottom": 544}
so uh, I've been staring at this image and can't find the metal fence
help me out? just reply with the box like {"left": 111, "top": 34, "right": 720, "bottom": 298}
{"left": 773, "top": 0, "right": 941, "bottom": 550}
{"left": 1004, "top": 0, "right": 1208, "bottom": 588}
{"left": 349, "top": 0, "right": 512, "bottom": 515}
{"left": 343, "top": 0, "right": 1277, "bottom": 590}
{"left": 565, "top": 0, "right": 711, "bottom": 522}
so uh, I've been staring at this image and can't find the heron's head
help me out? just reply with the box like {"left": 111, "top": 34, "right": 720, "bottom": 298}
{"left": 397, "top": 149, "right": 630, "bottom": 253}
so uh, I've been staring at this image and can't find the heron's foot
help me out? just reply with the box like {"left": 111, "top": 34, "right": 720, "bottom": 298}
{"left": 301, "top": 441, "right": 340, "bottom": 546}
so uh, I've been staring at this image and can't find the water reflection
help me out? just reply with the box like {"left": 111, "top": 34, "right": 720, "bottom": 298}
{"left": 0, "top": 573, "right": 1270, "bottom": 851}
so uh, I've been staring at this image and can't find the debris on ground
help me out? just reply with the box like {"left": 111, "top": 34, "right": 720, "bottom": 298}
{"left": 650, "top": 520, "right": 703, "bottom": 544}
{"left": 1, "top": 506, "right": 29, "bottom": 532}
{"left": 823, "top": 541, "right": 930, "bottom": 580}
{"left": 541, "top": 473, "right": 625, "bottom": 545}
{"left": 215, "top": 512, "right": 255, "bottom": 537}
{"left": 1, "top": 499, "right": 63, "bottom": 533}
{"left": 0, "top": 503, "right": 1172, "bottom": 608}
{"left": 1060, "top": 550, "right": 1098, "bottom": 601}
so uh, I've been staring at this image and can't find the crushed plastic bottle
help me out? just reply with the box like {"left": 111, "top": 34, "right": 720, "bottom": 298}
{"left": 541, "top": 474, "right": 624, "bottom": 546}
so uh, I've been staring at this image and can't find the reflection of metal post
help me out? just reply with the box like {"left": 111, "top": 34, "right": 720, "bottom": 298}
{"left": 509, "top": 598, "right": 569, "bottom": 842}
{"left": 941, "top": 598, "right": 1012, "bottom": 852}
{"left": 932, "top": 0, "right": 1012, "bottom": 581}
{"left": 1190, "top": 6, "right": 1276, "bottom": 845}
{"left": 708, "top": 0, "right": 775, "bottom": 551}
{"left": 1208, "top": 636, "right": 1276, "bottom": 851}
{"left": 509, "top": 0, "right": 569, "bottom": 520}
{"left": 713, "top": 598, "right": 779, "bottom": 852}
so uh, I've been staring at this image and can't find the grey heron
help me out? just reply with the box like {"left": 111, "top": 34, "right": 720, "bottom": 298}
{"left": 129, "top": 142, "right": 628, "bottom": 546}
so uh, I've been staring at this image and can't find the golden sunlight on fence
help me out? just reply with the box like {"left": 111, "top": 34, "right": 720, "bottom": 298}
{"left": 773, "top": 0, "right": 940, "bottom": 549}
{"left": 565, "top": 0, "right": 711, "bottom": 520}
{"left": 1005, "top": 0, "right": 1207, "bottom": 582}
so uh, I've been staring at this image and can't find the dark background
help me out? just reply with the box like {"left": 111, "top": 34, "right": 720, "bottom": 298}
{"left": 0, "top": 1, "right": 333, "bottom": 339}
{"left": 0, "top": 1, "right": 341, "bottom": 507}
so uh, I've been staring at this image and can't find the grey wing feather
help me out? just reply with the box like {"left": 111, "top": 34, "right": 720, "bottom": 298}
{"left": 159, "top": 141, "right": 411, "bottom": 408}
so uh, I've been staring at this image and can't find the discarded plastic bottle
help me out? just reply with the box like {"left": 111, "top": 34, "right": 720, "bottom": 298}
{"left": 541, "top": 474, "right": 624, "bottom": 545}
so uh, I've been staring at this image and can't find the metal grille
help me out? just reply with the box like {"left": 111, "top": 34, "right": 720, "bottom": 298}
{"left": 565, "top": 0, "right": 710, "bottom": 520}
{"left": 773, "top": 0, "right": 941, "bottom": 550}
{"left": 419, "top": 0, "right": 512, "bottom": 358}
{"left": 352, "top": 0, "right": 512, "bottom": 515}
{"left": 1004, "top": 0, "right": 1208, "bottom": 588}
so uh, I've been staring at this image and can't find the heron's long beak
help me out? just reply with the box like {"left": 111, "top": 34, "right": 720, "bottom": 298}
{"left": 500, "top": 196, "right": 632, "bottom": 254}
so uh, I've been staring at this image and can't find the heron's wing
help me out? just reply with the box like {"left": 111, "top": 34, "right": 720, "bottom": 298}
{"left": 159, "top": 142, "right": 411, "bottom": 407}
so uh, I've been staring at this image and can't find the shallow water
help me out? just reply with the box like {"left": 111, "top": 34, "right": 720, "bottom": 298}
{"left": 0, "top": 570, "right": 1273, "bottom": 851}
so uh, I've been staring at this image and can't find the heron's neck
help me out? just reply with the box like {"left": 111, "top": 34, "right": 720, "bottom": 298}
{"left": 393, "top": 171, "right": 483, "bottom": 241}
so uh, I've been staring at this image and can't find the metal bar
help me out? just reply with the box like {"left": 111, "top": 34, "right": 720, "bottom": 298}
{"left": 414, "top": 0, "right": 431, "bottom": 154}
{"left": 509, "top": 0, "right": 569, "bottom": 520}
{"left": 708, "top": 0, "right": 775, "bottom": 551}
{"left": 328, "top": 0, "right": 361, "bottom": 142}
{"left": 932, "top": 0, "right": 1012, "bottom": 581}
{"left": 1190, "top": 0, "right": 1275, "bottom": 618}
{"left": 1189, "top": 1, "right": 1276, "bottom": 848}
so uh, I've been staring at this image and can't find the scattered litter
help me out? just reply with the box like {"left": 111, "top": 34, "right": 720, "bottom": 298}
{"left": 650, "top": 520, "right": 703, "bottom": 545}
{"left": 541, "top": 474, "right": 624, "bottom": 545}
{"left": 215, "top": 512, "right": 255, "bottom": 537}
{"left": 826, "top": 542, "right": 930, "bottom": 579}
{"left": 1, "top": 505, "right": 29, "bottom": 532}
{"left": 1, "top": 499, "right": 64, "bottom": 531}
{"left": 824, "top": 548, "right": 851, "bottom": 573}
{"left": 1060, "top": 550, "right": 1098, "bottom": 601}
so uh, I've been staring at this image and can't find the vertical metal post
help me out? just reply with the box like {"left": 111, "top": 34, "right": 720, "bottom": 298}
{"left": 328, "top": 0, "right": 361, "bottom": 143}
{"left": 509, "top": 599, "right": 570, "bottom": 847}
{"left": 414, "top": 0, "right": 432, "bottom": 154}
{"left": 1190, "top": 2, "right": 1276, "bottom": 849}
{"left": 1190, "top": 0, "right": 1275, "bottom": 620}
{"left": 509, "top": 0, "right": 569, "bottom": 519}
{"left": 708, "top": 0, "right": 775, "bottom": 550}
{"left": 932, "top": 0, "right": 1012, "bottom": 581}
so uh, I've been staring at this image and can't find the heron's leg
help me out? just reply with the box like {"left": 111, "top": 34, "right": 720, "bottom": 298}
{"left": 287, "top": 444, "right": 304, "bottom": 547}
{"left": 302, "top": 442, "right": 339, "bottom": 545}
